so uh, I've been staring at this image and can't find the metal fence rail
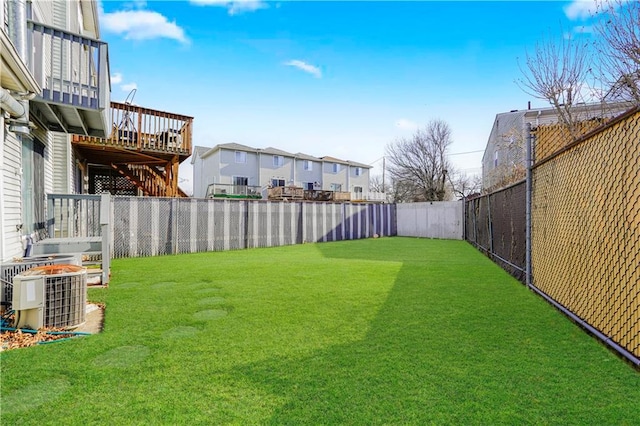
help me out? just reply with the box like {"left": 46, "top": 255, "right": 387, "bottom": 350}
{"left": 111, "top": 198, "right": 396, "bottom": 258}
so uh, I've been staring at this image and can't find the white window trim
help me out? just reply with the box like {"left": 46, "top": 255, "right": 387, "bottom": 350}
{"left": 235, "top": 151, "right": 247, "bottom": 164}
{"left": 273, "top": 155, "right": 284, "bottom": 167}
{"left": 303, "top": 160, "right": 313, "bottom": 171}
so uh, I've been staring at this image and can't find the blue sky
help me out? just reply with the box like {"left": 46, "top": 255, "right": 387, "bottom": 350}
{"left": 98, "top": 0, "right": 599, "bottom": 194}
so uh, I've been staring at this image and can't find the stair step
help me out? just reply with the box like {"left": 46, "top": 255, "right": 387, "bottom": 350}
{"left": 31, "top": 237, "right": 102, "bottom": 256}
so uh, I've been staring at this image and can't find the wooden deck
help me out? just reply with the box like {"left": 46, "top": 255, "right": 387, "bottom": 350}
{"left": 71, "top": 102, "right": 193, "bottom": 197}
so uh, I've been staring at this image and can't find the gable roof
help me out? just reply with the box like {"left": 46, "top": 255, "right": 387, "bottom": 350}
{"left": 261, "top": 146, "right": 295, "bottom": 157}
{"left": 190, "top": 145, "right": 210, "bottom": 164}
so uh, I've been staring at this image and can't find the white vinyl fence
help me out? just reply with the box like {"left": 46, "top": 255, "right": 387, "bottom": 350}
{"left": 396, "top": 201, "right": 463, "bottom": 240}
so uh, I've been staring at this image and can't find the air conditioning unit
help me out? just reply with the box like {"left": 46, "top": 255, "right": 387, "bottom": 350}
{"left": 12, "top": 265, "right": 87, "bottom": 329}
{"left": 1, "top": 254, "right": 81, "bottom": 313}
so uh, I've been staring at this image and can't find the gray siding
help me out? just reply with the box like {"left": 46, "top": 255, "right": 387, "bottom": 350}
{"left": 260, "top": 153, "right": 293, "bottom": 186}
{"left": 348, "top": 166, "right": 370, "bottom": 192}
{"left": 322, "top": 161, "right": 348, "bottom": 191}
{"left": 219, "top": 149, "right": 259, "bottom": 186}
{"left": 294, "top": 159, "right": 322, "bottom": 188}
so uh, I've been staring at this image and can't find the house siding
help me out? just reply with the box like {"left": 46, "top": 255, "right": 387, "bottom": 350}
{"left": 219, "top": 149, "right": 259, "bottom": 186}
{"left": 295, "top": 159, "right": 322, "bottom": 188}
{"left": 260, "top": 153, "right": 293, "bottom": 186}
{"left": 349, "top": 167, "right": 370, "bottom": 192}
{"left": 322, "top": 161, "right": 348, "bottom": 191}
{"left": 52, "top": 132, "right": 71, "bottom": 193}
{"left": 1, "top": 126, "right": 25, "bottom": 261}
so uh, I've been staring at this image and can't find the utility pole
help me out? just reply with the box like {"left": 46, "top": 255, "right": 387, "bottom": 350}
{"left": 382, "top": 156, "right": 385, "bottom": 193}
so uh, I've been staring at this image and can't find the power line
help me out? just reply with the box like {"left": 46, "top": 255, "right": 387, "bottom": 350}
{"left": 448, "top": 149, "right": 484, "bottom": 156}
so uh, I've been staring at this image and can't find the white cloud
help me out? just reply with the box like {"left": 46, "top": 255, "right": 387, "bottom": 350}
{"left": 564, "top": 0, "right": 597, "bottom": 20}
{"left": 101, "top": 9, "right": 188, "bottom": 44}
{"left": 111, "top": 72, "right": 123, "bottom": 85}
{"left": 284, "top": 60, "right": 322, "bottom": 78}
{"left": 121, "top": 82, "right": 138, "bottom": 93}
{"left": 190, "top": 0, "right": 268, "bottom": 15}
{"left": 394, "top": 118, "right": 418, "bottom": 131}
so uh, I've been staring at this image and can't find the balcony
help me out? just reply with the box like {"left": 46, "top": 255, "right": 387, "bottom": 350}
{"left": 72, "top": 101, "right": 193, "bottom": 161}
{"left": 27, "top": 20, "right": 110, "bottom": 137}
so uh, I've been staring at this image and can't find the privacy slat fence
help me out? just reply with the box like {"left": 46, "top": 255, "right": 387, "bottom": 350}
{"left": 110, "top": 198, "right": 396, "bottom": 258}
{"left": 465, "top": 181, "right": 526, "bottom": 282}
{"left": 465, "top": 106, "right": 640, "bottom": 366}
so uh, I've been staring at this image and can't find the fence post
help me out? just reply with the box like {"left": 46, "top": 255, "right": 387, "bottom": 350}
{"left": 525, "top": 123, "right": 533, "bottom": 288}
{"left": 100, "top": 193, "right": 111, "bottom": 285}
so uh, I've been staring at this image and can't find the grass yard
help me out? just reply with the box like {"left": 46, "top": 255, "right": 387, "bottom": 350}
{"left": 1, "top": 237, "right": 639, "bottom": 424}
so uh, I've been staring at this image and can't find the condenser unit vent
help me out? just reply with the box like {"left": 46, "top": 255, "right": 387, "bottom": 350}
{"left": 12, "top": 265, "right": 87, "bottom": 329}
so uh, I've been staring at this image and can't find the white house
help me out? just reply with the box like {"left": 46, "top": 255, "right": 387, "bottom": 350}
{"left": 191, "top": 144, "right": 373, "bottom": 199}
{"left": 0, "top": 0, "right": 110, "bottom": 262}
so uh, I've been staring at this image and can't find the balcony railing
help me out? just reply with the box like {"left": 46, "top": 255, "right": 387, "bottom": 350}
{"left": 27, "top": 20, "right": 110, "bottom": 136}
{"left": 351, "top": 191, "right": 388, "bottom": 203}
{"left": 73, "top": 101, "right": 194, "bottom": 156}
{"left": 28, "top": 20, "right": 109, "bottom": 109}
{"left": 206, "top": 183, "right": 262, "bottom": 199}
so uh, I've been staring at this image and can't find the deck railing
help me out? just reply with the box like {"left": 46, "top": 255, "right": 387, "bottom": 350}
{"left": 351, "top": 191, "right": 388, "bottom": 203}
{"left": 28, "top": 20, "right": 109, "bottom": 113}
{"left": 205, "top": 183, "right": 262, "bottom": 199}
{"left": 46, "top": 194, "right": 102, "bottom": 238}
{"left": 73, "top": 101, "right": 193, "bottom": 156}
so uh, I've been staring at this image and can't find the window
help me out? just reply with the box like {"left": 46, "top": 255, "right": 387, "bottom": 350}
{"left": 235, "top": 151, "right": 246, "bottom": 163}
{"left": 353, "top": 186, "right": 363, "bottom": 194}
{"left": 303, "top": 182, "right": 314, "bottom": 190}
{"left": 271, "top": 178, "right": 285, "bottom": 187}
{"left": 494, "top": 151, "right": 498, "bottom": 168}
{"left": 303, "top": 160, "right": 313, "bottom": 171}
{"left": 330, "top": 183, "right": 342, "bottom": 192}
{"left": 273, "top": 155, "right": 284, "bottom": 167}
{"left": 332, "top": 163, "right": 341, "bottom": 173}
{"left": 355, "top": 167, "right": 363, "bottom": 176}
{"left": 233, "top": 176, "right": 248, "bottom": 186}
{"left": 22, "top": 138, "right": 46, "bottom": 237}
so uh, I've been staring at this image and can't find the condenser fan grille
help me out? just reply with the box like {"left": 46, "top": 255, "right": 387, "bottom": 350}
{"left": 45, "top": 273, "right": 86, "bottom": 328}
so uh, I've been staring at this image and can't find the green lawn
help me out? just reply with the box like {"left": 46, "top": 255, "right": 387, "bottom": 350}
{"left": 1, "top": 237, "right": 638, "bottom": 424}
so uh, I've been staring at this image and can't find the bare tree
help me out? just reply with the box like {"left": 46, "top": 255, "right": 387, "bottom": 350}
{"left": 517, "top": 31, "right": 594, "bottom": 139}
{"left": 596, "top": 0, "right": 640, "bottom": 104}
{"left": 449, "top": 171, "right": 482, "bottom": 200}
{"left": 385, "top": 120, "right": 453, "bottom": 202}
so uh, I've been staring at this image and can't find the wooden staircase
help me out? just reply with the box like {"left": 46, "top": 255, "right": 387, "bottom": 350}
{"left": 111, "top": 163, "right": 188, "bottom": 197}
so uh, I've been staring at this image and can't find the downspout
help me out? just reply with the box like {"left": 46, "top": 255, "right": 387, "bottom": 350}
{"left": 0, "top": 89, "right": 25, "bottom": 117}
{"left": 5, "top": 0, "right": 31, "bottom": 136}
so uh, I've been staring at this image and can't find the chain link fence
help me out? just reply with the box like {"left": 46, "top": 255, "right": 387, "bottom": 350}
{"left": 111, "top": 198, "right": 396, "bottom": 258}
{"left": 465, "top": 181, "right": 526, "bottom": 282}
{"left": 531, "top": 107, "right": 640, "bottom": 362}
{"left": 466, "top": 107, "right": 639, "bottom": 365}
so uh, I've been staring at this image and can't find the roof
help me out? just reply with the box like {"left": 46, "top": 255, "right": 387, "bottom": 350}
{"left": 261, "top": 146, "right": 295, "bottom": 157}
{"left": 195, "top": 143, "right": 371, "bottom": 167}
{"left": 294, "top": 152, "right": 321, "bottom": 161}
{"left": 320, "top": 156, "right": 372, "bottom": 168}
{"left": 190, "top": 146, "right": 210, "bottom": 164}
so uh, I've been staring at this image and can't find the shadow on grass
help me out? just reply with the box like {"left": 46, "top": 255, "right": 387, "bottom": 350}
{"left": 234, "top": 238, "right": 640, "bottom": 424}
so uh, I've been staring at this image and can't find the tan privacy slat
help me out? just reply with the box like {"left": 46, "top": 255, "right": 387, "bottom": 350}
{"left": 532, "top": 110, "right": 640, "bottom": 358}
